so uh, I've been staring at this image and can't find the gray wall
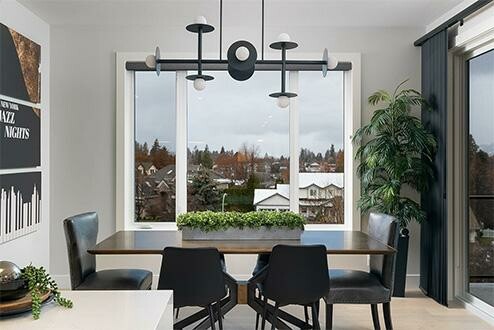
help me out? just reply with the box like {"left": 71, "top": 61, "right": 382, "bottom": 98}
{"left": 50, "top": 22, "right": 422, "bottom": 284}
{"left": 0, "top": 0, "right": 50, "bottom": 270}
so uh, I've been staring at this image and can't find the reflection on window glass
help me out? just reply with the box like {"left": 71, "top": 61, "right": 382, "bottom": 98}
{"left": 187, "top": 71, "right": 289, "bottom": 212}
{"left": 299, "top": 71, "right": 344, "bottom": 224}
{"left": 134, "top": 72, "right": 176, "bottom": 222}
{"left": 467, "top": 50, "right": 494, "bottom": 307}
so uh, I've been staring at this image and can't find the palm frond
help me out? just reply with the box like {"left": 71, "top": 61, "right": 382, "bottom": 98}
{"left": 355, "top": 80, "right": 437, "bottom": 227}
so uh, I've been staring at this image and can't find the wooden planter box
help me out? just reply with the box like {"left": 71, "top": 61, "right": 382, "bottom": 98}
{"left": 181, "top": 226, "right": 303, "bottom": 240}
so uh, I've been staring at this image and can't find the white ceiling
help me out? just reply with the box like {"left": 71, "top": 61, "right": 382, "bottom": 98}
{"left": 18, "top": 0, "right": 465, "bottom": 28}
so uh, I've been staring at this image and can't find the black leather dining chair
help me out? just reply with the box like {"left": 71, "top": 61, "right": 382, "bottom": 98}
{"left": 63, "top": 212, "right": 152, "bottom": 290}
{"left": 324, "top": 213, "right": 399, "bottom": 330}
{"left": 257, "top": 244, "right": 329, "bottom": 330}
{"left": 158, "top": 247, "right": 227, "bottom": 330}
{"left": 252, "top": 253, "right": 313, "bottom": 329}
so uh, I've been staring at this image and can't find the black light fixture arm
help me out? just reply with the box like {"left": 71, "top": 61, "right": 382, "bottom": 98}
{"left": 197, "top": 27, "right": 203, "bottom": 75}
{"left": 281, "top": 44, "right": 286, "bottom": 93}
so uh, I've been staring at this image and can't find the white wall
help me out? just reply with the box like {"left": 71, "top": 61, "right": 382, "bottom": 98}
{"left": 0, "top": 0, "right": 50, "bottom": 269}
{"left": 49, "top": 12, "right": 422, "bottom": 288}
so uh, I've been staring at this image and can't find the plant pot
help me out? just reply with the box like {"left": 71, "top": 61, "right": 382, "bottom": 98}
{"left": 393, "top": 227, "right": 409, "bottom": 297}
{"left": 181, "top": 226, "right": 303, "bottom": 240}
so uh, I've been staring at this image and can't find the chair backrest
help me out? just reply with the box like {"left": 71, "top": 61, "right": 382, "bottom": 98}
{"left": 368, "top": 212, "right": 399, "bottom": 291}
{"left": 63, "top": 212, "right": 98, "bottom": 290}
{"left": 158, "top": 247, "right": 226, "bottom": 308}
{"left": 263, "top": 244, "right": 329, "bottom": 305}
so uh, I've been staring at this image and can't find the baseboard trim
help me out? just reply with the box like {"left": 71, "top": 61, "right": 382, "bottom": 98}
{"left": 455, "top": 296, "right": 494, "bottom": 325}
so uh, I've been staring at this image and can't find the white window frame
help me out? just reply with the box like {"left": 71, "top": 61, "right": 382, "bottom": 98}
{"left": 116, "top": 52, "right": 361, "bottom": 231}
{"left": 449, "top": 6, "right": 494, "bottom": 322}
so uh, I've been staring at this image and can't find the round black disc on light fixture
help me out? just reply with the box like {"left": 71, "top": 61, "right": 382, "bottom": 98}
{"left": 269, "top": 41, "right": 298, "bottom": 50}
{"left": 186, "top": 23, "right": 215, "bottom": 33}
{"left": 227, "top": 40, "right": 257, "bottom": 81}
{"left": 269, "top": 92, "right": 297, "bottom": 98}
{"left": 185, "top": 74, "right": 214, "bottom": 81}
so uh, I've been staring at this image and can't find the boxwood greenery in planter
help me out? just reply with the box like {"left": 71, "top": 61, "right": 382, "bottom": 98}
{"left": 177, "top": 211, "right": 305, "bottom": 240}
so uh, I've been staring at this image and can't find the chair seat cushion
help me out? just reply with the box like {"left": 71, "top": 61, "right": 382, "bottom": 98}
{"left": 76, "top": 269, "right": 152, "bottom": 290}
{"left": 326, "top": 269, "right": 391, "bottom": 304}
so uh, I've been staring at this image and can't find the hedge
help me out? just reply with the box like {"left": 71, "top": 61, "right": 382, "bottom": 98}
{"left": 177, "top": 211, "right": 305, "bottom": 231}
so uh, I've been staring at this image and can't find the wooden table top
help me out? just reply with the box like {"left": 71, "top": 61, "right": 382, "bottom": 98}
{"left": 88, "top": 230, "right": 395, "bottom": 255}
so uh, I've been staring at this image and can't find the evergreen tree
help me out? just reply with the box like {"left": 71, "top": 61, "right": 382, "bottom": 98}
{"left": 190, "top": 167, "right": 220, "bottom": 209}
{"left": 202, "top": 144, "right": 214, "bottom": 169}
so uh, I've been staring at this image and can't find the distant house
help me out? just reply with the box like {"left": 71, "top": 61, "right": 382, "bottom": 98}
{"left": 306, "top": 162, "right": 321, "bottom": 172}
{"left": 254, "top": 172, "right": 344, "bottom": 223}
{"left": 136, "top": 162, "right": 158, "bottom": 176}
{"left": 253, "top": 184, "right": 290, "bottom": 211}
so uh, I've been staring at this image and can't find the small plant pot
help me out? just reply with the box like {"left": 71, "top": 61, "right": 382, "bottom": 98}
{"left": 181, "top": 226, "right": 303, "bottom": 240}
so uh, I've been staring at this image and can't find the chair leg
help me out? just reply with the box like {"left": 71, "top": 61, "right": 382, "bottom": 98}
{"left": 207, "top": 304, "right": 216, "bottom": 330}
{"left": 175, "top": 308, "right": 180, "bottom": 319}
{"left": 312, "top": 302, "right": 320, "bottom": 330}
{"left": 261, "top": 296, "right": 268, "bottom": 330}
{"left": 325, "top": 303, "right": 333, "bottom": 330}
{"left": 217, "top": 301, "right": 223, "bottom": 330}
{"left": 271, "top": 302, "right": 279, "bottom": 330}
{"left": 255, "top": 312, "right": 260, "bottom": 330}
{"left": 304, "top": 305, "right": 310, "bottom": 324}
{"left": 371, "top": 304, "right": 381, "bottom": 330}
{"left": 383, "top": 302, "right": 393, "bottom": 330}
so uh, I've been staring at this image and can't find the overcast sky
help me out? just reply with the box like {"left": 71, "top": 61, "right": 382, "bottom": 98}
{"left": 135, "top": 70, "right": 343, "bottom": 158}
{"left": 135, "top": 50, "right": 493, "bottom": 158}
{"left": 470, "top": 49, "right": 494, "bottom": 153}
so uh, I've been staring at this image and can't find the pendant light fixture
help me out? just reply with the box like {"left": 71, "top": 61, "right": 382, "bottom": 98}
{"left": 145, "top": 0, "right": 342, "bottom": 103}
{"left": 269, "top": 33, "right": 298, "bottom": 108}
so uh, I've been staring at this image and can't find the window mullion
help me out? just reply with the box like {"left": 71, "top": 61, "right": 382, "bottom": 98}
{"left": 289, "top": 71, "right": 300, "bottom": 213}
{"left": 176, "top": 71, "right": 188, "bottom": 216}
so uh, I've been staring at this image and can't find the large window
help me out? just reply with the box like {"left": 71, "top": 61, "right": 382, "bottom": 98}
{"left": 298, "top": 71, "right": 344, "bottom": 224}
{"left": 467, "top": 49, "right": 494, "bottom": 307}
{"left": 134, "top": 71, "right": 176, "bottom": 222}
{"left": 120, "top": 52, "right": 360, "bottom": 229}
{"left": 187, "top": 71, "right": 289, "bottom": 212}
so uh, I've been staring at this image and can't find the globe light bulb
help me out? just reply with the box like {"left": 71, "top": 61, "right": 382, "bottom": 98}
{"left": 145, "top": 54, "right": 156, "bottom": 68}
{"left": 327, "top": 55, "right": 338, "bottom": 70}
{"left": 194, "top": 78, "right": 206, "bottom": 91}
{"left": 277, "top": 95, "right": 290, "bottom": 108}
{"left": 194, "top": 16, "right": 207, "bottom": 24}
{"left": 235, "top": 46, "right": 250, "bottom": 61}
{"left": 277, "top": 33, "right": 291, "bottom": 42}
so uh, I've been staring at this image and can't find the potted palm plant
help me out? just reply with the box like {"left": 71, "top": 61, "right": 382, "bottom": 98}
{"left": 353, "top": 80, "right": 437, "bottom": 297}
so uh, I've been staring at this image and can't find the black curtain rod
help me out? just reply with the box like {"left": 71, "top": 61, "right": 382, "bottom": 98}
{"left": 126, "top": 60, "right": 352, "bottom": 72}
{"left": 414, "top": 0, "right": 493, "bottom": 46}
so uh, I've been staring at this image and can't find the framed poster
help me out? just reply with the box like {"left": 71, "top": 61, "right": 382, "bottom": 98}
{"left": 0, "top": 98, "right": 40, "bottom": 168}
{"left": 0, "top": 22, "right": 41, "bottom": 104}
{"left": 0, "top": 172, "right": 41, "bottom": 244}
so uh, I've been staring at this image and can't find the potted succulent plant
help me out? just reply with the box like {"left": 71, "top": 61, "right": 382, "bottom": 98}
{"left": 0, "top": 261, "right": 72, "bottom": 319}
{"left": 353, "top": 80, "right": 437, "bottom": 297}
{"left": 177, "top": 210, "right": 305, "bottom": 240}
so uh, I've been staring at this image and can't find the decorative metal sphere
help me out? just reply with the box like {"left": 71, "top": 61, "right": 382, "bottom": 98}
{"left": 0, "top": 261, "right": 22, "bottom": 284}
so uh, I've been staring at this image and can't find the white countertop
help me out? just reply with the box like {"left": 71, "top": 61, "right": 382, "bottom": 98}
{"left": 0, "top": 290, "right": 173, "bottom": 330}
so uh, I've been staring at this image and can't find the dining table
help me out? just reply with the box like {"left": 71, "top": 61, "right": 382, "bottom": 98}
{"left": 89, "top": 230, "right": 395, "bottom": 329}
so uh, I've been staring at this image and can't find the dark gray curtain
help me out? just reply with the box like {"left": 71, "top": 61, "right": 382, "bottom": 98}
{"left": 420, "top": 30, "right": 449, "bottom": 306}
